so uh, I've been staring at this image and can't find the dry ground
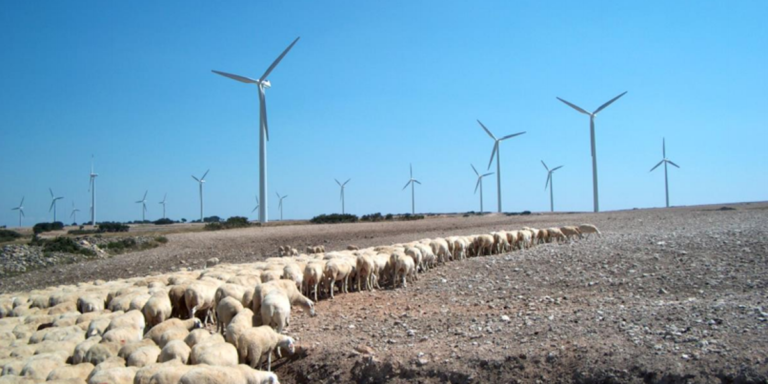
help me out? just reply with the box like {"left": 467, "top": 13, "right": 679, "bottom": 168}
{"left": 2, "top": 202, "right": 767, "bottom": 383}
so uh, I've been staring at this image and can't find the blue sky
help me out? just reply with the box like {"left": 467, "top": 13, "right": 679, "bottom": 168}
{"left": 1, "top": 1, "right": 766, "bottom": 226}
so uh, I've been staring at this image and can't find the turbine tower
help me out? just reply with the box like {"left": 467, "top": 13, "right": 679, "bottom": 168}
{"left": 212, "top": 37, "right": 300, "bottom": 225}
{"left": 557, "top": 91, "right": 627, "bottom": 212}
{"left": 650, "top": 138, "right": 680, "bottom": 208}
{"left": 159, "top": 194, "right": 167, "bottom": 219}
{"left": 11, "top": 197, "right": 24, "bottom": 227}
{"left": 471, "top": 164, "right": 493, "bottom": 213}
{"left": 401, "top": 164, "right": 421, "bottom": 215}
{"left": 191, "top": 170, "right": 209, "bottom": 222}
{"left": 89, "top": 156, "right": 98, "bottom": 226}
{"left": 70, "top": 202, "right": 80, "bottom": 224}
{"left": 251, "top": 195, "right": 260, "bottom": 215}
{"left": 276, "top": 192, "right": 287, "bottom": 221}
{"left": 477, "top": 120, "right": 526, "bottom": 213}
{"left": 135, "top": 191, "right": 148, "bottom": 222}
{"left": 49, "top": 188, "right": 64, "bottom": 222}
{"left": 541, "top": 161, "right": 564, "bottom": 212}
{"left": 335, "top": 178, "right": 351, "bottom": 215}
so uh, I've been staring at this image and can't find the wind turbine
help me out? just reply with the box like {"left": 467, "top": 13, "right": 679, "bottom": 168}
{"left": 276, "top": 192, "right": 287, "bottom": 221}
{"left": 650, "top": 138, "right": 680, "bottom": 208}
{"left": 49, "top": 188, "right": 64, "bottom": 222}
{"left": 11, "top": 197, "right": 24, "bottom": 227}
{"left": 212, "top": 36, "right": 300, "bottom": 225}
{"left": 471, "top": 164, "right": 493, "bottom": 213}
{"left": 135, "top": 191, "right": 148, "bottom": 222}
{"left": 70, "top": 202, "right": 80, "bottom": 224}
{"left": 159, "top": 194, "right": 167, "bottom": 219}
{"left": 191, "top": 170, "right": 209, "bottom": 222}
{"left": 556, "top": 91, "right": 627, "bottom": 212}
{"left": 402, "top": 164, "right": 421, "bottom": 215}
{"left": 477, "top": 120, "right": 526, "bottom": 213}
{"left": 335, "top": 179, "right": 351, "bottom": 215}
{"left": 88, "top": 155, "right": 98, "bottom": 225}
{"left": 251, "top": 195, "right": 260, "bottom": 215}
{"left": 542, "top": 161, "right": 564, "bottom": 213}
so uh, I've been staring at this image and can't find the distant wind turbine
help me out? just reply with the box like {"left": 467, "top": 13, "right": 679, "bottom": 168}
{"left": 135, "top": 191, "right": 148, "bottom": 222}
{"left": 212, "top": 37, "right": 300, "bottom": 224}
{"left": 251, "top": 195, "right": 260, "bottom": 215}
{"left": 89, "top": 155, "right": 98, "bottom": 226}
{"left": 276, "top": 192, "right": 287, "bottom": 221}
{"left": 159, "top": 194, "right": 167, "bottom": 219}
{"left": 477, "top": 120, "right": 526, "bottom": 213}
{"left": 650, "top": 138, "right": 680, "bottom": 208}
{"left": 402, "top": 164, "right": 421, "bottom": 215}
{"left": 471, "top": 164, "right": 493, "bottom": 213}
{"left": 49, "top": 188, "right": 64, "bottom": 222}
{"left": 557, "top": 91, "right": 627, "bottom": 212}
{"left": 70, "top": 202, "right": 80, "bottom": 224}
{"left": 541, "top": 161, "right": 564, "bottom": 212}
{"left": 11, "top": 197, "right": 24, "bottom": 227}
{"left": 191, "top": 170, "right": 209, "bottom": 222}
{"left": 335, "top": 179, "right": 351, "bottom": 215}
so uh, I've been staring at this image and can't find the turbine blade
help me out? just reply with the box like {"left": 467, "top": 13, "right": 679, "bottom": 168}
{"left": 49, "top": 188, "right": 54, "bottom": 198}
{"left": 20, "top": 210, "right": 25, "bottom": 217}
{"left": 477, "top": 120, "right": 496, "bottom": 140}
{"left": 49, "top": 201, "right": 55, "bottom": 212}
{"left": 545, "top": 174, "right": 551, "bottom": 190}
{"left": 260, "top": 37, "right": 301, "bottom": 81}
{"left": 487, "top": 142, "right": 498, "bottom": 170}
{"left": 541, "top": 160, "right": 549, "bottom": 171}
{"left": 500, "top": 131, "right": 525, "bottom": 141}
{"left": 402, "top": 180, "right": 411, "bottom": 190}
{"left": 143, "top": 191, "right": 148, "bottom": 200}
{"left": 650, "top": 160, "right": 664, "bottom": 172}
{"left": 11, "top": 207, "right": 18, "bottom": 211}
{"left": 551, "top": 165, "right": 564, "bottom": 172}
{"left": 276, "top": 192, "right": 281, "bottom": 199}
{"left": 667, "top": 160, "right": 680, "bottom": 168}
{"left": 482, "top": 172, "right": 494, "bottom": 177}
{"left": 470, "top": 164, "right": 479, "bottom": 176}
{"left": 410, "top": 163, "right": 413, "bottom": 178}
{"left": 283, "top": 195, "right": 288, "bottom": 199}
{"left": 474, "top": 179, "right": 481, "bottom": 194}
{"left": 344, "top": 178, "right": 351, "bottom": 186}
{"left": 20, "top": 197, "right": 24, "bottom": 206}
{"left": 211, "top": 70, "right": 258, "bottom": 84}
{"left": 192, "top": 175, "right": 200, "bottom": 182}
{"left": 335, "top": 178, "right": 341, "bottom": 186}
{"left": 556, "top": 97, "right": 590, "bottom": 115}
{"left": 201, "top": 169, "right": 209, "bottom": 180}
{"left": 413, "top": 180, "right": 421, "bottom": 185}
{"left": 663, "top": 138, "right": 666, "bottom": 158}
{"left": 259, "top": 87, "right": 270, "bottom": 141}
{"left": 593, "top": 91, "right": 627, "bottom": 115}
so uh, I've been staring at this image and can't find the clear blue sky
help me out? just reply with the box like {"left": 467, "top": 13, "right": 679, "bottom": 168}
{"left": 1, "top": 1, "right": 766, "bottom": 226}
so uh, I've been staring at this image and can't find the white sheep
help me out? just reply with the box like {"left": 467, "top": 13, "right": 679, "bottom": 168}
{"left": 355, "top": 254, "right": 375, "bottom": 292}
{"left": 323, "top": 258, "right": 353, "bottom": 298}
{"left": 189, "top": 339, "right": 238, "bottom": 367}
{"left": 144, "top": 318, "right": 202, "bottom": 345}
{"left": 76, "top": 295, "right": 105, "bottom": 314}
{"left": 302, "top": 262, "right": 324, "bottom": 302}
{"left": 560, "top": 226, "right": 582, "bottom": 240}
{"left": 237, "top": 325, "right": 295, "bottom": 371}
{"left": 216, "top": 296, "right": 243, "bottom": 335}
{"left": 184, "top": 280, "right": 221, "bottom": 324}
{"left": 389, "top": 253, "right": 415, "bottom": 289}
{"left": 184, "top": 328, "right": 212, "bottom": 349}
{"left": 45, "top": 362, "right": 94, "bottom": 381}
{"left": 72, "top": 336, "right": 101, "bottom": 364}
{"left": 158, "top": 339, "right": 191, "bottom": 364}
{"left": 259, "top": 291, "right": 291, "bottom": 334}
{"left": 578, "top": 224, "right": 602, "bottom": 238}
{"left": 126, "top": 345, "right": 161, "bottom": 368}
{"left": 142, "top": 291, "right": 172, "bottom": 330}
{"left": 225, "top": 308, "right": 254, "bottom": 348}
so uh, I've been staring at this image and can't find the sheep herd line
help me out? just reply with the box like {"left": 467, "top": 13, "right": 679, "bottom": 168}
{"left": 0, "top": 223, "right": 601, "bottom": 384}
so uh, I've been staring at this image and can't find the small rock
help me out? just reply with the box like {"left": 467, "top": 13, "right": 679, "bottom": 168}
{"left": 501, "top": 315, "right": 511, "bottom": 322}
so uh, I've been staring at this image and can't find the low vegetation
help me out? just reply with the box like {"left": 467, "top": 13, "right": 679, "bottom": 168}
{"left": 32, "top": 222, "right": 64, "bottom": 235}
{"left": 97, "top": 222, "right": 130, "bottom": 233}
{"left": 204, "top": 216, "right": 251, "bottom": 231}
{"left": 29, "top": 236, "right": 97, "bottom": 257}
{"left": 310, "top": 213, "right": 359, "bottom": 224}
{"left": 153, "top": 218, "right": 175, "bottom": 225}
{"left": 0, "top": 229, "right": 22, "bottom": 243}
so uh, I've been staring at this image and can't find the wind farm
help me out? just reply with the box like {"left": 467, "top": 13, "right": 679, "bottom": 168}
{"left": 0, "top": 3, "right": 766, "bottom": 384}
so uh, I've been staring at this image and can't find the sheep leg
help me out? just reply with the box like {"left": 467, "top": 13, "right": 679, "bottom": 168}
{"left": 189, "top": 306, "right": 196, "bottom": 321}
{"left": 267, "top": 348, "right": 273, "bottom": 371}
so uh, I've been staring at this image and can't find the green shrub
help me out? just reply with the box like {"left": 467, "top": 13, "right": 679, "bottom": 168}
{"left": 399, "top": 213, "right": 425, "bottom": 221}
{"left": 204, "top": 216, "right": 251, "bottom": 231}
{"left": 98, "top": 222, "right": 130, "bottom": 233}
{"left": 385, "top": 213, "right": 394, "bottom": 220}
{"left": 360, "top": 213, "right": 384, "bottom": 222}
{"left": 155, "top": 236, "right": 168, "bottom": 244}
{"left": 203, "top": 216, "right": 221, "bottom": 223}
{"left": 0, "top": 229, "right": 22, "bottom": 243}
{"left": 32, "top": 222, "right": 64, "bottom": 235}
{"left": 310, "top": 214, "right": 359, "bottom": 224}
{"left": 153, "top": 218, "right": 174, "bottom": 225}
{"left": 31, "top": 237, "right": 96, "bottom": 257}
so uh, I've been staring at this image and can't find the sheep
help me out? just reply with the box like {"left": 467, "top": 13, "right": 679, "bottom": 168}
{"left": 346, "top": 245, "right": 359, "bottom": 251}
{"left": 144, "top": 318, "right": 202, "bottom": 345}
{"left": 547, "top": 227, "right": 567, "bottom": 243}
{"left": 167, "top": 284, "right": 189, "bottom": 320}
{"left": 189, "top": 339, "right": 238, "bottom": 367}
{"left": 204, "top": 257, "right": 220, "bottom": 269}
{"left": 214, "top": 284, "right": 247, "bottom": 312}
{"left": 20, "top": 353, "right": 65, "bottom": 380}
{"left": 132, "top": 361, "right": 182, "bottom": 384}
{"left": 323, "top": 258, "right": 353, "bottom": 298}
{"left": 85, "top": 317, "right": 111, "bottom": 338}
{"left": 302, "top": 262, "right": 324, "bottom": 302}
{"left": 142, "top": 292, "right": 172, "bottom": 330}
{"left": 158, "top": 340, "right": 190, "bottom": 364}
{"left": 118, "top": 339, "right": 156, "bottom": 360}
{"left": 536, "top": 229, "right": 549, "bottom": 244}
{"left": 216, "top": 296, "right": 243, "bottom": 335}
{"left": 184, "top": 280, "right": 220, "bottom": 324}
{"left": 46, "top": 362, "right": 94, "bottom": 382}
{"left": 146, "top": 364, "right": 195, "bottom": 384}
{"left": 355, "top": 254, "right": 375, "bottom": 292}
{"left": 518, "top": 230, "right": 533, "bottom": 249}
{"left": 106, "top": 310, "right": 145, "bottom": 333}
{"left": 390, "top": 253, "right": 415, "bottom": 289}
{"left": 404, "top": 247, "right": 423, "bottom": 273}
{"left": 126, "top": 345, "right": 161, "bottom": 368}
{"left": 86, "top": 366, "right": 137, "bottom": 384}
{"left": 237, "top": 325, "right": 295, "bottom": 371}
{"left": 282, "top": 264, "right": 303, "bottom": 291}
{"left": 305, "top": 245, "right": 325, "bottom": 254}
{"left": 473, "top": 234, "right": 494, "bottom": 256}
{"left": 225, "top": 309, "right": 254, "bottom": 348}
{"left": 102, "top": 327, "right": 142, "bottom": 345}
{"left": 76, "top": 295, "right": 105, "bottom": 314}
{"left": 560, "top": 226, "right": 582, "bottom": 240}
{"left": 259, "top": 291, "right": 291, "bottom": 334}
{"left": 429, "top": 239, "right": 452, "bottom": 263}
{"left": 157, "top": 327, "right": 189, "bottom": 349}
{"left": 578, "top": 224, "right": 602, "bottom": 238}
{"left": 73, "top": 336, "right": 102, "bottom": 364}
{"left": 85, "top": 342, "right": 122, "bottom": 365}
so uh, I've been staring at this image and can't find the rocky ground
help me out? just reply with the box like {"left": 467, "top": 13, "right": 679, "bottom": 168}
{"left": 1, "top": 202, "right": 766, "bottom": 382}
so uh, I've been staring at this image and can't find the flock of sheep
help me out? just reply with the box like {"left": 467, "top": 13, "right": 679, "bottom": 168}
{"left": 0, "top": 223, "right": 600, "bottom": 384}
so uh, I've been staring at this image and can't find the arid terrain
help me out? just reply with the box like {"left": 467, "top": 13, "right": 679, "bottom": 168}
{"left": 2, "top": 202, "right": 767, "bottom": 383}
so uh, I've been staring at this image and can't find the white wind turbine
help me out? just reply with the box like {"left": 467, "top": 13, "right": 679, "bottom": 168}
{"left": 477, "top": 120, "right": 526, "bottom": 213}
{"left": 251, "top": 195, "right": 260, "bottom": 216}
{"left": 88, "top": 155, "right": 98, "bottom": 225}
{"left": 402, "top": 164, "right": 421, "bottom": 215}
{"left": 557, "top": 91, "right": 627, "bottom": 212}
{"left": 49, "top": 188, "right": 64, "bottom": 222}
{"left": 541, "top": 161, "right": 564, "bottom": 213}
{"left": 335, "top": 179, "right": 351, "bottom": 215}
{"left": 159, "top": 194, "right": 167, "bottom": 219}
{"left": 212, "top": 37, "right": 300, "bottom": 225}
{"left": 135, "top": 191, "right": 148, "bottom": 222}
{"left": 191, "top": 170, "right": 209, "bottom": 222}
{"left": 650, "top": 138, "right": 680, "bottom": 208}
{"left": 471, "top": 164, "right": 493, "bottom": 213}
{"left": 70, "top": 202, "right": 80, "bottom": 224}
{"left": 276, "top": 192, "right": 287, "bottom": 221}
{"left": 11, "top": 197, "right": 24, "bottom": 227}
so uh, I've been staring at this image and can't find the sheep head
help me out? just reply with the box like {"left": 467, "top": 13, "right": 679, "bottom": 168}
{"left": 278, "top": 336, "right": 296, "bottom": 355}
